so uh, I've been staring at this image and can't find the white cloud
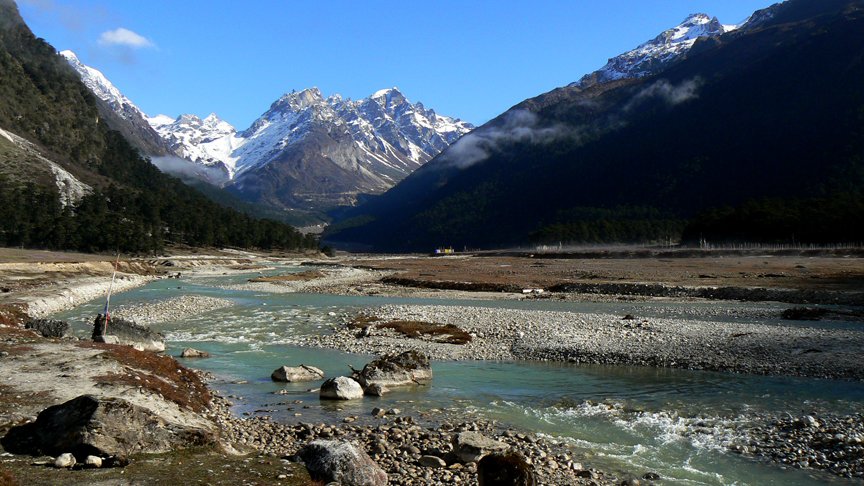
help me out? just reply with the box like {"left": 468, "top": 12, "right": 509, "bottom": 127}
{"left": 98, "top": 28, "right": 154, "bottom": 48}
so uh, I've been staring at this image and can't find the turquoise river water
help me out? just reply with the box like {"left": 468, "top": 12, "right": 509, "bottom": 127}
{"left": 53, "top": 266, "right": 864, "bottom": 485}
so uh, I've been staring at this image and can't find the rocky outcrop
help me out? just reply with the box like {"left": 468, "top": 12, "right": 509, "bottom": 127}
{"left": 92, "top": 314, "right": 165, "bottom": 352}
{"left": 0, "top": 395, "right": 215, "bottom": 460}
{"left": 299, "top": 439, "right": 387, "bottom": 486}
{"left": 271, "top": 365, "right": 324, "bottom": 382}
{"left": 24, "top": 318, "right": 70, "bottom": 338}
{"left": 453, "top": 432, "right": 509, "bottom": 463}
{"left": 320, "top": 377, "right": 364, "bottom": 400}
{"left": 353, "top": 350, "right": 432, "bottom": 390}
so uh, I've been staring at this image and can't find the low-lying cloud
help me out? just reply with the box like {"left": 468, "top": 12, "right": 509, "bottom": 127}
{"left": 150, "top": 156, "right": 228, "bottom": 185}
{"left": 627, "top": 78, "right": 703, "bottom": 109}
{"left": 444, "top": 110, "right": 569, "bottom": 169}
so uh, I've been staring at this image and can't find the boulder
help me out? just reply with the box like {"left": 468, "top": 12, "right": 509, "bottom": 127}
{"left": 92, "top": 314, "right": 165, "bottom": 352}
{"left": 452, "top": 432, "right": 509, "bottom": 463}
{"left": 353, "top": 350, "right": 432, "bottom": 390}
{"left": 478, "top": 452, "right": 535, "bottom": 485}
{"left": 1, "top": 395, "right": 215, "bottom": 460}
{"left": 180, "top": 348, "right": 210, "bottom": 358}
{"left": 25, "top": 319, "right": 71, "bottom": 338}
{"left": 54, "top": 453, "right": 75, "bottom": 468}
{"left": 299, "top": 440, "right": 387, "bottom": 486}
{"left": 271, "top": 365, "right": 324, "bottom": 382}
{"left": 320, "top": 377, "right": 364, "bottom": 400}
{"left": 85, "top": 455, "right": 103, "bottom": 468}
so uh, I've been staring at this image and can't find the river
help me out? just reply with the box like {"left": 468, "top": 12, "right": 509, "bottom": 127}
{"left": 53, "top": 266, "right": 864, "bottom": 485}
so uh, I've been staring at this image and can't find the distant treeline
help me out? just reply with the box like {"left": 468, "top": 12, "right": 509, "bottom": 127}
{"left": 0, "top": 173, "right": 318, "bottom": 253}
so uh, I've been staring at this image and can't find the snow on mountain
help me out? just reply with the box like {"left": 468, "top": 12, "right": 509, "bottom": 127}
{"left": 60, "top": 50, "right": 147, "bottom": 121}
{"left": 574, "top": 14, "right": 733, "bottom": 88}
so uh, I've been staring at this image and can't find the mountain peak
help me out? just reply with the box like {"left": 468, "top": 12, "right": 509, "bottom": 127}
{"left": 572, "top": 11, "right": 730, "bottom": 88}
{"left": 274, "top": 87, "right": 325, "bottom": 111}
{"left": 59, "top": 49, "right": 79, "bottom": 62}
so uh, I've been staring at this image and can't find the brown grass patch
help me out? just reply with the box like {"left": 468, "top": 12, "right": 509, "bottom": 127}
{"left": 248, "top": 270, "right": 324, "bottom": 283}
{"left": 0, "top": 304, "right": 27, "bottom": 327}
{"left": 349, "top": 316, "right": 472, "bottom": 345}
{"left": 78, "top": 342, "right": 211, "bottom": 412}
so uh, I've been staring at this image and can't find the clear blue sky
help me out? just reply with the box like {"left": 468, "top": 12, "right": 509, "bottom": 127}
{"left": 19, "top": 0, "right": 776, "bottom": 129}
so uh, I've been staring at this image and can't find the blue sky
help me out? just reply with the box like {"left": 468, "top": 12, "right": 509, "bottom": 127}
{"left": 19, "top": 0, "right": 776, "bottom": 129}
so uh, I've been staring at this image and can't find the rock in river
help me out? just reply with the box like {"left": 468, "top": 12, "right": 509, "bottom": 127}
{"left": 299, "top": 439, "right": 387, "bottom": 486}
{"left": 271, "top": 364, "right": 325, "bottom": 382}
{"left": 320, "top": 376, "right": 364, "bottom": 400}
{"left": 180, "top": 348, "right": 210, "bottom": 358}
{"left": 353, "top": 350, "right": 432, "bottom": 389}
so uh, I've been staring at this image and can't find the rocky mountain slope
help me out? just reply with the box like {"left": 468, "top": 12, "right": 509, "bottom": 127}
{"left": 325, "top": 0, "right": 864, "bottom": 251}
{"left": 224, "top": 87, "right": 472, "bottom": 210}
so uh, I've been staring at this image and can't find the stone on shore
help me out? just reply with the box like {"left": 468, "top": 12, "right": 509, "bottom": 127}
{"left": 353, "top": 350, "right": 432, "bottom": 389}
{"left": 25, "top": 319, "right": 71, "bottom": 338}
{"left": 271, "top": 365, "right": 324, "bottom": 382}
{"left": 0, "top": 395, "right": 215, "bottom": 460}
{"left": 92, "top": 314, "right": 165, "bottom": 352}
{"left": 320, "top": 376, "right": 364, "bottom": 400}
{"left": 478, "top": 452, "right": 536, "bottom": 485}
{"left": 453, "top": 431, "right": 510, "bottom": 463}
{"left": 53, "top": 452, "right": 75, "bottom": 468}
{"left": 180, "top": 348, "right": 210, "bottom": 358}
{"left": 299, "top": 439, "right": 387, "bottom": 486}
{"left": 85, "top": 455, "right": 103, "bottom": 468}
{"left": 419, "top": 455, "right": 447, "bottom": 468}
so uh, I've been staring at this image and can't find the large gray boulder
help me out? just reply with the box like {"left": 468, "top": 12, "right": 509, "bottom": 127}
{"left": 271, "top": 364, "right": 324, "bottom": 382}
{"left": 353, "top": 350, "right": 432, "bottom": 389}
{"left": 299, "top": 440, "right": 387, "bottom": 486}
{"left": 92, "top": 314, "right": 165, "bottom": 352}
{"left": 25, "top": 319, "right": 71, "bottom": 338}
{"left": 0, "top": 395, "right": 215, "bottom": 460}
{"left": 320, "top": 376, "right": 364, "bottom": 400}
{"left": 452, "top": 431, "right": 509, "bottom": 463}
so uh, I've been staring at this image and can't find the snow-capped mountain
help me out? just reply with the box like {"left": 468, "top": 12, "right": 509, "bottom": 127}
{"left": 230, "top": 87, "right": 471, "bottom": 179}
{"left": 221, "top": 87, "right": 473, "bottom": 209}
{"left": 574, "top": 14, "right": 733, "bottom": 88}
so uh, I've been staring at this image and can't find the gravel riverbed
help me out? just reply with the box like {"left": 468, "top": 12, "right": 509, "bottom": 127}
{"left": 312, "top": 304, "right": 864, "bottom": 381}
{"left": 112, "top": 295, "right": 235, "bottom": 325}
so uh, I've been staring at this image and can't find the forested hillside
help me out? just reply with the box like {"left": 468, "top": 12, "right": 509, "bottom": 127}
{"left": 0, "top": 0, "right": 316, "bottom": 253}
{"left": 326, "top": 0, "right": 864, "bottom": 251}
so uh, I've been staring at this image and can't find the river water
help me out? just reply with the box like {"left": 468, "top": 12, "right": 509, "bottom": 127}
{"left": 53, "top": 267, "right": 864, "bottom": 485}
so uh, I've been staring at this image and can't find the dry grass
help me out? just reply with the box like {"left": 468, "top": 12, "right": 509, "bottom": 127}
{"left": 0, "top": 304, "right": 27, "bottom": 327}
{"left": 248, "top": 270, "right": 324, "bottom": 283}
{"left": 349, "top": 316, "right": 472, "bottom": 345}
{"left": 79, "top": 342, "right": 211, "bottom": 412}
